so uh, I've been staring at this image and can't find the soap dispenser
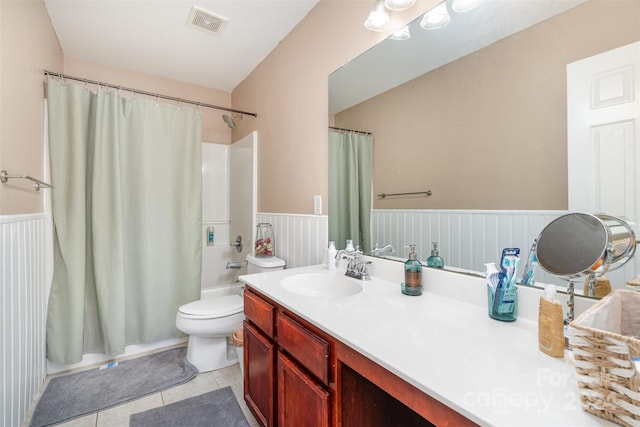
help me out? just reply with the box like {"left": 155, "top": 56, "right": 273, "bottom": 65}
{"left": 427, "top": 242, "right": 444, "bottom": 268}
{"left": 401, "top": 245, "right": 422, "bottom": 296}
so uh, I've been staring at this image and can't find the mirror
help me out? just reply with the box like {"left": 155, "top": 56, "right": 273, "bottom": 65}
{"left": 328, "top": 0, "right": 640, "bottom": 294}
{"left": 537, "top": 213, "right": 636, "bottom": 280}
{"left": 536, "top": 212, "right": 636, "bottom": 318}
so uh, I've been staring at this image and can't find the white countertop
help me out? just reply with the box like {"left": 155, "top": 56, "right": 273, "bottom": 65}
{"left": 239, "top": 258, "right": 615, "bottom": 427}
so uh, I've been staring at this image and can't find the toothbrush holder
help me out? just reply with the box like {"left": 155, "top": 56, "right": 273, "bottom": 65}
{"left": 487, "top": 284, "right": 518, "bottom": 322}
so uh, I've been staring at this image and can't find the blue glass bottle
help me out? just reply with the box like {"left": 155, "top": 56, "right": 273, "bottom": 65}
{"left": 426, "top": 242, "right": 444, "bottom": 268}
{"left": 401, "top": 245, "right": 422, "bottom": 296}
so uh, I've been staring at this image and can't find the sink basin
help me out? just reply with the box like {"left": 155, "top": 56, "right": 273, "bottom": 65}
{"left": 280, "top": 273, "right": 362, "bottom": 298}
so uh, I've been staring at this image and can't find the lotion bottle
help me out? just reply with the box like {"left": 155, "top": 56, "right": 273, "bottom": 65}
{"left": 538, "top": 284, "right": 564, "bottom": 358}
{"left": 401, "top": 245, "right": 422, "bottom": 296}
{"left": 327, "top": 241, "right": 337, "bottom": 270}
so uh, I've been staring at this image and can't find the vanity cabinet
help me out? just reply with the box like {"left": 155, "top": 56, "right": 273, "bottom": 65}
{"left": 244, "top": 288, "right": 331, "bottom": 427}
{"left": 243, "top": 285, "right": 476, "bottom": 427}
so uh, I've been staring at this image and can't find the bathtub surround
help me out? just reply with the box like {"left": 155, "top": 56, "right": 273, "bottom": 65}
{"left": 46, "top": 78, "right": 202, "bottom": 364}
{"left": 129, "top": 386, "right": 249, "bottom": 427}
{"left": 29, "top": 347, "right": 197, "bottom": 427}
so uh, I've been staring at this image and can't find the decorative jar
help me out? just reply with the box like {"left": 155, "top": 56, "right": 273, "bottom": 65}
{"left": 255, "top": 223, "right": 274, "bottom": 257}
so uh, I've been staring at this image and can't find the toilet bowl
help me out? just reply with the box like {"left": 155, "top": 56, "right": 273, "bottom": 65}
{"left": 176, "top": 255, "right": 285, "bottom": 373}
{"left": 176, "top": 295, "right": 244, "bottom": 372}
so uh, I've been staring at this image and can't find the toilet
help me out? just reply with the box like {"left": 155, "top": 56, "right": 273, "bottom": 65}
{"left": 176, "top": 254, "right": 285, "bottom": 372}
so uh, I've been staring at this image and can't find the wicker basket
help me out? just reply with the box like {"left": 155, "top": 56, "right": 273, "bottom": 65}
{"left": 568, "top": 289, "right": 640, "bottom": 426}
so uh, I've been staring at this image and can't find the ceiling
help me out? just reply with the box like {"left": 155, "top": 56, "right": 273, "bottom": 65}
{"left": 44, "top": 0, "right": 319, "bottom": 93}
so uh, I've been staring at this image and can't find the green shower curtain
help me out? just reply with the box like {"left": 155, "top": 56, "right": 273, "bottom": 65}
{"left": 328, "top": 130, "right": 373, "bottom": 253}
{"left": 46, "top": 78, "right": 202, "bottom": 364}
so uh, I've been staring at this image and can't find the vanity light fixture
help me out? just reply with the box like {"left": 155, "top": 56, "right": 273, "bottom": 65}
{"left": 384, "top": 0, "right": 416, "bottom": 12}
{"left": 389, "top": 25, "right": 411, "bottom": 40}
{"left": 451, "top": 0, "right": 483, "bottom": 13}
{"left": 420, "top": 2, "right": 451, "bottom": 30}
{"left": 364, "top": 0, "right": 391, "bottom": 32}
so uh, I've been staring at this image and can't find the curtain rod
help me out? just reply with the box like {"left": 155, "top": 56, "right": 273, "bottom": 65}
{"left": 329, "top": 126, "right": 371, "bottom": 136}
{"left": 43, "top": 70, "right": 257, "bottom": 118}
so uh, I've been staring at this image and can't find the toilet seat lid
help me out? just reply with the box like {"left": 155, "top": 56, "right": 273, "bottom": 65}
{"left": 178, "top": 295, "right": 243, "bottom": 318}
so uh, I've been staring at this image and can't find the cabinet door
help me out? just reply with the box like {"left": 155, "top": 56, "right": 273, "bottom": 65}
{"left": 244, "top": 321, "right": 275, "bottom": 427}
{"left": 277, "top": 351, "right": 330, "bottom": 427}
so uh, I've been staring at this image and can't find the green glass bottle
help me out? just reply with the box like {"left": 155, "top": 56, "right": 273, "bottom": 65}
{"left": 427, "top": 242, "right": 445, "bottom": 268}
{"left": 401, "top": 245, "right": 422, "bottom": 296}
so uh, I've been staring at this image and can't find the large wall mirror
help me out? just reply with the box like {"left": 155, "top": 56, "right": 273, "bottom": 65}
{"left": 328, "top": 0, "right": 640, "bottom": 296}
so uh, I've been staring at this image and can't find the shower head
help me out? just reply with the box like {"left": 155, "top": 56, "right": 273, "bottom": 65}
{"left": 222, "top": 114, "right": 243, "bottom": 129}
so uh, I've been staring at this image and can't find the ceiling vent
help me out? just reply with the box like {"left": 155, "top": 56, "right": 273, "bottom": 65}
{"left": 187, "top": 6, "right": 228, "bottom": 36}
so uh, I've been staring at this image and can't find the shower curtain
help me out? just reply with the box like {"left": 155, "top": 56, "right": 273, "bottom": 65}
{"left": 328, "top": 130, "right": 373, "bottom": 252}
{"left": 46, "top": 78, "right": 202, "bottom": 364}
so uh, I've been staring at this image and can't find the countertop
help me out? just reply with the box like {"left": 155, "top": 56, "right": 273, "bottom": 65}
{"left": 239, "top": 258, "right": 615, "bottom": 426}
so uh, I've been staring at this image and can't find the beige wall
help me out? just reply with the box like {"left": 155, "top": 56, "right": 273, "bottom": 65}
{"left": 233, "top": 0, "right": 440, "bottom": 215}
{"left": 63, "top": 58, "right": 233, "bottom": 145}
{"left": 0, "top": 0, "right": 464, "bottom": 216}
{"left": 0, "top": 0, "right": 63, "bottom": 215}
{"left": 335, "top": 0, "right": 640, "bottom": 210}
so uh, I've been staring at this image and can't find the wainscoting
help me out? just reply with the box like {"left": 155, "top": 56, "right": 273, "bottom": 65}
{"left": 257, "top": 213, "right": 328, "bottom": 269}
{"left": 1, "top": 214, "right": 48, "bottom": 427}
{"left": 371, "top": 209, "right": 567, "bottom": 284}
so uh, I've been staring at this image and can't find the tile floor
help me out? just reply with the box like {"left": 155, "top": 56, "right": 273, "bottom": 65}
{"left": 24, "top": 351, "right": 259, "bottom": 427}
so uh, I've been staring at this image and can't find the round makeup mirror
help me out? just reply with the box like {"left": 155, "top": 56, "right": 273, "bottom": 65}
{"left": 536, "top": 213, "right": 636, "bottom": 321}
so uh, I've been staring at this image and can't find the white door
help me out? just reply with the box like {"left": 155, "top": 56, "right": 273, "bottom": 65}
{"left": 567, "top": 41, "right": 640, "bottom": 224}
{"left": 567, "top": 41, "right": 640, "bottom": 287}
{"left": 229, "top": 131, "right": 258, "bottom": 261}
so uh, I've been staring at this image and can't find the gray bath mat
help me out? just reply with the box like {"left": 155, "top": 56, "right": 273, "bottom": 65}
{"left": 30, "top": 347, "right": 197, "bottom": 427}
{"left": 129, "top": 386, "right": 249, "bottom": 427}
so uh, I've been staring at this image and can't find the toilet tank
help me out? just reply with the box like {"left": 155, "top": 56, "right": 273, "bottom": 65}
{"left": 246, "top": 254, "right": 286, "bottom": 274}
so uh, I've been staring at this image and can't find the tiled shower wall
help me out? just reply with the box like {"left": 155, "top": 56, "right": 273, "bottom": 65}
{"left": 1, "top": 214, "right": 48, "bottom": 427}
{"left": 256, "top": 213, "right": 328, "bottom": 269}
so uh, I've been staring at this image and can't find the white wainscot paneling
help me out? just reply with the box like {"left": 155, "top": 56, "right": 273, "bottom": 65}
{"left": 371, "top": 209, "right": 567, "bottom": 284}
{"left": 256, "top": 213, "right": 328, "bottom": 269}
{"left": 1, "top": 214, "right": 48, "bottom": 427}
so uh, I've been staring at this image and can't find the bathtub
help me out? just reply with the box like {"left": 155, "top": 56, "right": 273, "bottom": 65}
{"left": 47, "top": 283, "right": 245, "bottom": 374}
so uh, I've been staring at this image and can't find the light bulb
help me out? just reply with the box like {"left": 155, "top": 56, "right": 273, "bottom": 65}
{"left": 389, "top": 26, "right": 411, "bottom": 40}
{"left": 364, "top": 1, "right": 391, "bottom": 32}
{"left": 384, "top": 0, "right": 416, "bottom": 11}
{"left": 420, "top": 2, "right": 451, "bottom": 30}
{"left": 452, "top": 0, "right": 482, "bottom": 12}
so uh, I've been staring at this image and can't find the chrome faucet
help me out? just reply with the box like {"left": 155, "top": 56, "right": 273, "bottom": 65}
{"left": 371, "top": 243, "right": 395, "bottom": 257}
{"left": 335, "top": 249, "right": 372, "bottom": 281}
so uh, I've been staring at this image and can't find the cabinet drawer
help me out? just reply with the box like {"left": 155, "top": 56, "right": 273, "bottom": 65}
{"left": 245, "top": 290, "right": 275, "bottom": 338}
{"left": 277, "top": 312, "right": 330, "bottom": 385}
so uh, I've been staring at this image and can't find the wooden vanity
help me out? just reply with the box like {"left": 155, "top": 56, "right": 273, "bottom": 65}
{"left": 239, "top": 262, "right": 607, "bottom": 427}
{"left": 243, "top": 286, "right": 476, "bottom": 427}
